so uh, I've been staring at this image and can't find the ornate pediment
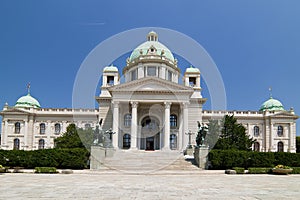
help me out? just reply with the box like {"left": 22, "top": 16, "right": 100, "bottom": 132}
{"left": 271, "top": 111, "right": 299, "bottom": 119}
{"left": 108, "top": 77, "right": 194, "bottom": 93}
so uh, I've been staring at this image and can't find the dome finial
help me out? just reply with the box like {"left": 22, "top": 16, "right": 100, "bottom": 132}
{"left": 147, "top": 31, "right": 158, "bottom": 41}
{"left": 27, "top": 82, "right": 31, "bottom": 95}
{"left": 269, "top": 87, "right": 272, "bottom": 99}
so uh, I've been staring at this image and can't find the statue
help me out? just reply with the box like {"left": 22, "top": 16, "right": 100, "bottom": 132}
{"left": 196, "top": 121, "right": 208, "bottom": 146}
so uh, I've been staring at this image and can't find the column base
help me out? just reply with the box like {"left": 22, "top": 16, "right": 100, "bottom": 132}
{"left": 162, "top": 147, "right": 171, "bottom": 151}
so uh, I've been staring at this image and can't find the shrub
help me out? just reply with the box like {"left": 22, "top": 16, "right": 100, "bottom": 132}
{"left": 291, "top": 167, "right": 300, "bottom": 174}
{"left": 233, "top": 167, "right": 245, "bottom": 174}
{"left": 0, "top": 148, "right": 89, "bottom": 169}
{"left": 248, "top": 168, "right": 272, "bottom": 174}
{"left": 35, "top": 167, "right": 58, "bottom": 173}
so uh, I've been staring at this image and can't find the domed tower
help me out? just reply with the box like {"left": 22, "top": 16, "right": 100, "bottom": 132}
{"left": 15, "top": 93, "right": 41, "bottom": 108}
{"left": 259, "top": 97, "right": 285, "bottom": 112}
{"left": 99, "top": 65, "right": 120, "bottom": 97}
{"left": 123, "top": 31, "right": 180, "bottom": 83}
{"left": 183, "top": 65, "right": 202, "bottom": 98}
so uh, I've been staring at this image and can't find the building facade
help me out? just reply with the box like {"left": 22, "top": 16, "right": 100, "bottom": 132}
{"left": 0, "top": 31, "right": 298, "bottom": 152}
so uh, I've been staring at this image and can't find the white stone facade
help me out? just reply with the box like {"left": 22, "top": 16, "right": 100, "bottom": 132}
{"left": 0, "top": 31, "right": 298, "bottom": 152}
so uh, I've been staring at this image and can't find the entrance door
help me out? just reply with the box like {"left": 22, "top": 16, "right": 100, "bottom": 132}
{"left": 146, "top": 137, "right": 154, "bottom": 151}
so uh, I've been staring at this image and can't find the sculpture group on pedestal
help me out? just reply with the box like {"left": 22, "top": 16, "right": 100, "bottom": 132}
{"left": 196, "top": 121, "right": 208, "bottom": 147}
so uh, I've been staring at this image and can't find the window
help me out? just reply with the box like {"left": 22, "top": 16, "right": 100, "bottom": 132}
{"left": 107, "top": 76, "right": 114, "bottom": 86}
{"left": 277, "top": 125, "right": 283, "bottom": 137}
{"left": 38, "top": 139, "right": 45, "bottom": 150}
{"left": 85, "top": 123, "right": 91, "bottom": 130}
{"left": 147, "top": 66, "right": 156, "bottom": 76}
{"left": 123, "top": 134, "right": 131, "bottom": 149}
{"left": 278, "top": 141, "right": 284, "bottom": 152}
{"left": 131, "top": 69, "right": 137, "bottom": 81}
{"left": 189, "top": 77, "right": 196, "bottom": 87}
{"left": 15, "top": 122, "right": 21, "bottom": 134}
{"left": 167, "top": 71, "right": 172, "bottom": 81}
{"left": 13, "top": 138, "right": 20, "bottom": 150}
{"left": 170, "top": 115, "right": 177, "bottom": 128}
{"left": 124, "top": 114, "right": 132, "bottom": 127}
{"left": 253, "top": 126, "right": 259, "bottom": 137}
{"left": 170, "top": 134, "right": 177, "bottom": 150}
{"left": 253, "top": 142, "right": 260, "bottom": 152}
{"left": 55, "top": 123, "right": 61, "bottom": 134}
{"left": 40, "top": 123, "right": 46, "bottom": 134}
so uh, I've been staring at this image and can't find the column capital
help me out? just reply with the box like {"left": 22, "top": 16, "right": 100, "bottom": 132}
{"left": 164, "top": 102, "right": 172, "bottom": 109}
{"left": 130, "top": 101, "right": 139, "bottom": 108}
{"left": 112, "top": 101, "right": 120, "bottom": 108}
{"left": 181, "top": 102, "right": 189, "bottom": 109}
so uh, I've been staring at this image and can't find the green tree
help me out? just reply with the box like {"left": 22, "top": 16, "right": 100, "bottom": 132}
{"left": 54, "top": 124, "right": 94, "bottom": 150}
{"left": 296, "top": 136, "right": 300, "bottom": 153}
{"left": 213, "top": 115, "right": 255, "bottom": 151}
{"left": 206, "top": 119, "right": 221, "bottom": 149}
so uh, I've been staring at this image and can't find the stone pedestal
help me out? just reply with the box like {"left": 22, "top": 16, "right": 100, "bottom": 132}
{"left": 90, "top": 146, "right": 115, "bottom": 170}
{"left": 185, "top": 146, "right": 194, "bottom": 156}
{"left": 194, "top": 146, "right": 209, "bottom": 169}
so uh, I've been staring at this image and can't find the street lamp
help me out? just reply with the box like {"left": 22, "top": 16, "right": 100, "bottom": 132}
{"left": 185, "top": 130, "right": 194, "bottom": 148}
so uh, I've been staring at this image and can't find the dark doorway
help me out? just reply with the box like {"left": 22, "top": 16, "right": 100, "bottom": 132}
{"left": 146, "top": 137, "right": 154, "bottom": 151}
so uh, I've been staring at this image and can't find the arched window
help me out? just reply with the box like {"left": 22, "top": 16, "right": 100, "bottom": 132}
{"left": 170, "top": 134, "right": 177, "bottom": 150}
{"left": 15, "top": 122, "right": 21, "bottom": 134}
{"left": 38, "top": 139, "right": 45, "bottom": 150}
{"left": 123, "top": 134, "right": 131, "bottom": 149}
{"left": 277, "top": 125, "right": 283, "bottom": 137}
{"left": 85, "top": 123, "right": 91, "bottom": 129}
{"left": 40, "top": 123, "right": 46, "bottom": 134}
{"left": 54, "top": 123, "right": 61, "bottom": 134}
{"left": 253, "top": 126, "right": 259, "bottom": 137}
{"left": 253, "top": 142, "right": 260, "bottom": 152}
{"left": 170, "top": 115, "right": 177, "bottom": 128}
{"left": 278, "top": 141, "right": 284, "bottom": 152}
{"left": 13, "top": 138, "right": 20, "bottom": 150}
{"left": 124, "top": 114, "right": 132, "bottom": 127}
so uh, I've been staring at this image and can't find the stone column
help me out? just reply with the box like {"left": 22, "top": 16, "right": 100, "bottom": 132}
{"left": 182, "top": 102, "right": 189, "bottom": 149}
{"left": 269, "top": 123, "right": 273, "bottom": 152}
{"left": 24, "top": 120, "right": 28, "bottom": 150}
{"left": 112, "top": 101, "right": 119, "bottom": 149}
{"left": 1, "top": 120, "right": 8, "bottom": 148}
{"left": 130, "top": 101, "right": 138, "bottom": 150}
{"left": 163, "top": 102, "right": 172, "bottom": 150}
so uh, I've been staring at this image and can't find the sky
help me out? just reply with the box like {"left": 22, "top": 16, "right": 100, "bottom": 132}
{"left": 0, "top": 1, "right": 300, "bottom": 133}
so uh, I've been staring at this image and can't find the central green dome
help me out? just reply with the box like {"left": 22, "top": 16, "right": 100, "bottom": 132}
{"left": 129, "top": 31, "right": 175, "bottom": 63}
{"left": 259, "top": 97, "right": 284, "bottom": 111}
{"left": 15, "top": 94, "right": 41, "bottom": 108}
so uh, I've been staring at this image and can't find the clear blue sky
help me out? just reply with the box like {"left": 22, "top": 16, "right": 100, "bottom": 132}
{"left": 1, "top": 1, "right": 300, "bottom": 133}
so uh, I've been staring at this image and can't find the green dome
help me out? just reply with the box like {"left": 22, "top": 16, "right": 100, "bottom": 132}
{"left": 129, "top": 32, "right": 175, "bottom": 63}
{"left": 15, "top": 94, "right": 41, "bottom": 108}
{"left": 186, "top": 66, "right": 200, "bottom": 73}
{"left": 104, "top": 65, "right": 118, "bottom": 72}
{"left": 259, "top": 97, "right": 284, "bottom": 111}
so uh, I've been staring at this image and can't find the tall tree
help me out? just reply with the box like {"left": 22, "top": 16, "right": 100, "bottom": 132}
{"left": 213, "top": 115, "right": 255, "bottom": 151}
{"left": 54, "top": 124, "right": 94, "bottom": 150}
{"left": 206, "top": 119, "right": 221, "bottom": 149}
{"left": 296, "top": 136, "right": 300, "bottom": 153}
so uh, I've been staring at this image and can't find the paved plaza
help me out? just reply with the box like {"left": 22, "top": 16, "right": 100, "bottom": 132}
{"left": 1, "top": 170, "right": 300, "bottom": 199}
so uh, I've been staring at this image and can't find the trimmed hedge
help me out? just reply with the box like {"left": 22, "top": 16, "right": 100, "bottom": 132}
{"left": 291, "top": 167, "right": 300, "bottom": 174}
{"left": 233, "top": 167, "right": 244, "bottom": 174}
{"left": 208, "top": 150, "right": 300, "bottom": 170}
{"left": 35, "top": 167, "right": 58, "bottom": 174}
{"left": 248, "top": 168, "right": 272, "bottom": 174}
{"left": 0, "top": 148, "right": 89, "bottom": 169}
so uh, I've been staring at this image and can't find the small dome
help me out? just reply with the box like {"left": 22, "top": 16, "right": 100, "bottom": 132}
{"left": 186, "top": 65, "right": 200, "bottom": 73}
{"left": 15, "top": 94, "right": 41, "bottom": 108}
{"left": 129, "top": 31, "right": 175, "bottom": 63}
{"left": 103, "top": 65, "right": 118, "bottom": 72}
{"left": 259, "top": 97, "right": 284, "bottom": 111}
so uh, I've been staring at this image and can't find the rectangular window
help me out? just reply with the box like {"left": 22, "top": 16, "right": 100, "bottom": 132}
{"left": 167, "top": 71, "right": 172, "bottom": 81}
{"left": 147, "top": 66, "right": 156, "bottom": 76}
{"left": 131, "top": 70, "right": 137, "bottom": 81}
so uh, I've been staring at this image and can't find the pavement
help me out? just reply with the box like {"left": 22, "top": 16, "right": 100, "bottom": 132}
{"left": 1, "top": 170, "right": 300, "bottom": 199}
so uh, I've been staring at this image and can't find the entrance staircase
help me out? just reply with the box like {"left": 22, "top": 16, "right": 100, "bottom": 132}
{"left": 98, "top": 150, "right": 199, "bottom": 173}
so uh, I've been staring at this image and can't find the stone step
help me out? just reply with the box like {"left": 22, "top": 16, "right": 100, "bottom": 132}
{"left": 98, "top": 150, "right": 199, "bottom": 172}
